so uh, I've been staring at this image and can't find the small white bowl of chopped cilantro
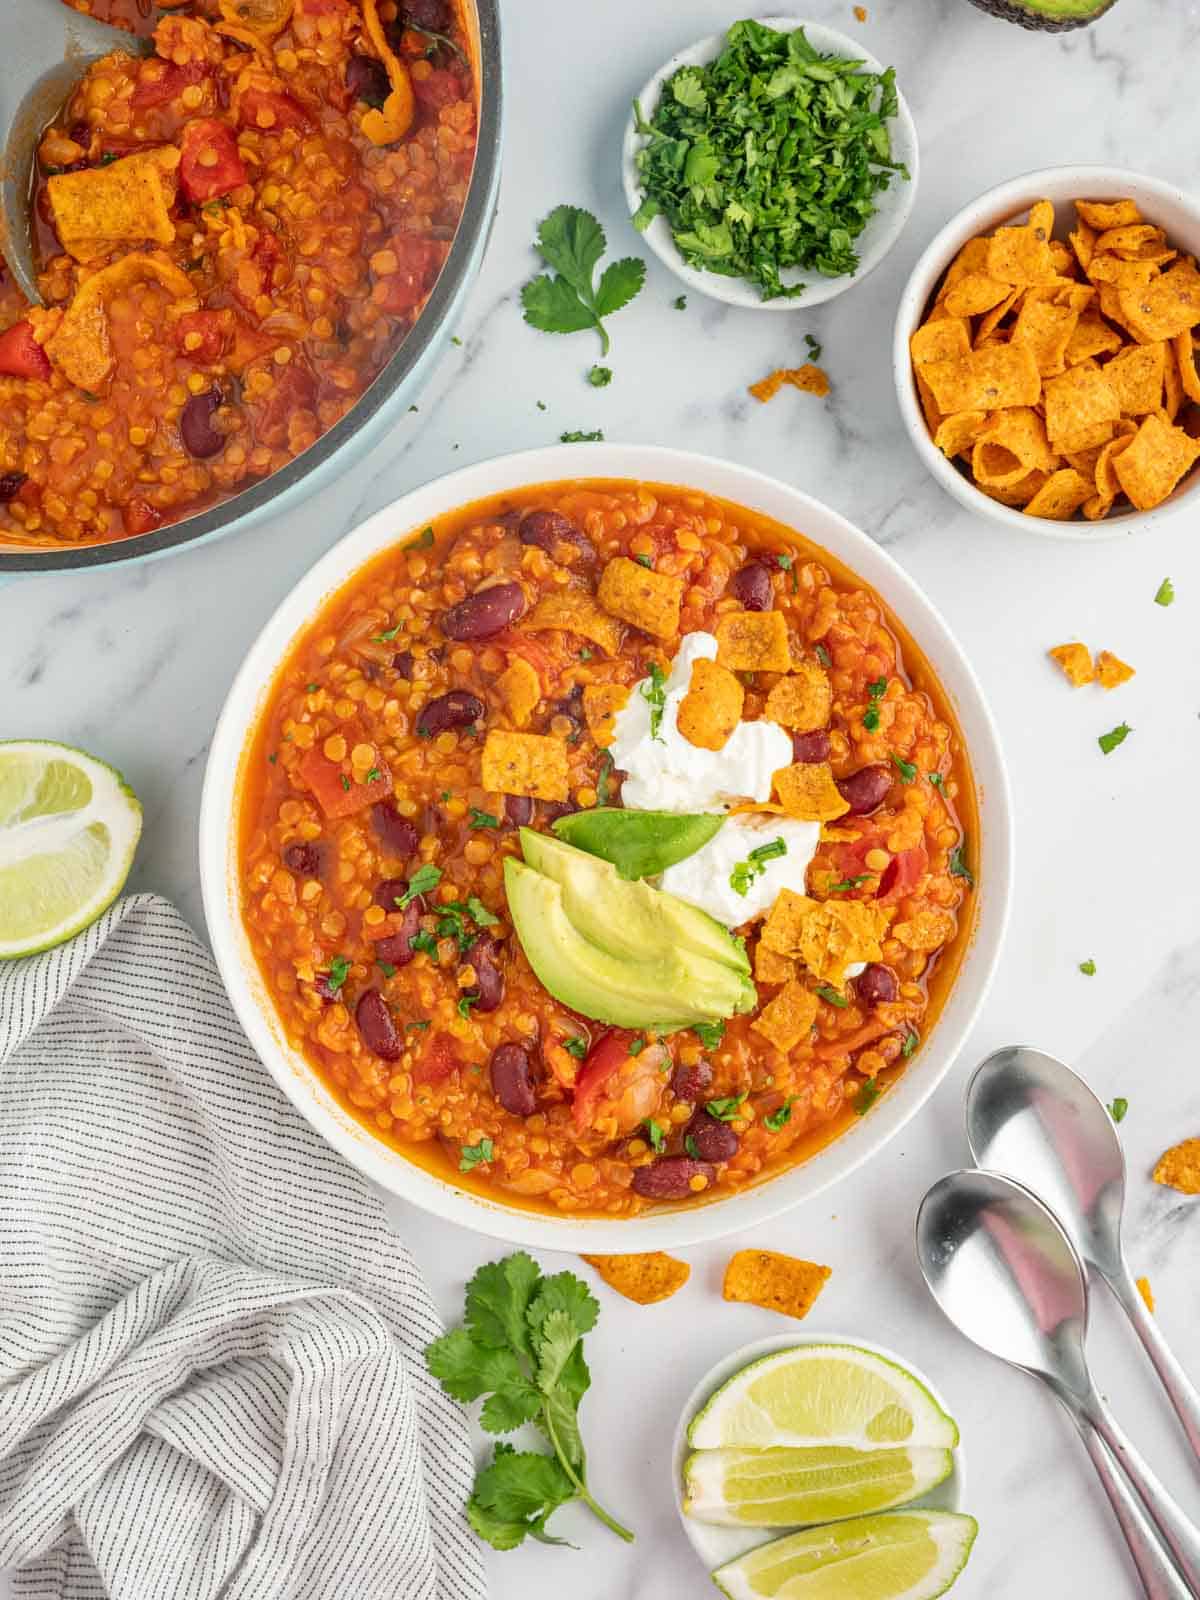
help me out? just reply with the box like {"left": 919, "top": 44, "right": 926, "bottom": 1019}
{"left": 622, "top": 17, "right": 918, "bottom": 310}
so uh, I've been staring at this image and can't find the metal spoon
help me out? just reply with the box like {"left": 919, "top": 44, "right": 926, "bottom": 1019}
{"left": 917, "top": 1169, "right": 1200, "bottom": 1600}
{"left": 967, "top": 1045, "right": 1200, "bottom": 1465}
{"left": 1, "top": 1, "right": 149, "bottom": 304}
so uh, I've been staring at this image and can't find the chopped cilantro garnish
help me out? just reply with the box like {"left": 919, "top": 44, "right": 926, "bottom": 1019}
{"left": 684, "top": 1134, "right": 702, "bottom": 1160}
{"left": 560, "top": 429, "right": 604, "bottom": 442}
{"left": 579, "top": 647, "right": 593, "bottom": 661}
{"left": 673, "top": 294, "right": 687, "bottom": 310}
{"left": 815, "top": 985, "right": 848, "bottom": 1008}
{"left": 891, "top": 753, "right": 916, "bottom": 784}
{"left": 588, "top": 365, "right": 612, "bottom": 387}
{"left": 339, "top": 774, "right": 351, "bottom": 792}
{"left": 640, "top": 661, "right": 668, "bottom": 741}
{"left": 863, "top": 676, "right": 887, "bottom": 732}
{"left": 410, "top": 930, "right": 439, "bottom": 958}
{"left": 928, "top": 771, "right": 945, "bottom": 791}
{"left": 1107, "top": 1097, "right": 1128, "bottom": 1124}
{"left": 948, "top": 843, "right": 974, "bottom": 887}
{"left": 406, "top": 1019, "right": 430, "bottom": 1031}
{"left": 815, "top": 643, "right": 832, "bottom": 668}
{"left": 634, "top": 552, "right": 654, "bottom": 569}
{"left": 563, "top": 1036, "right": 588, "bottom": 1058}
{"left": 902, "top": 1029, "right": 919, "bottom": 1059}
{"left": 805, "top": 333, "right": 823, "bottom": 361}
{"left": 854, "top": 1078, "right": 881, "bottom": 1115}
{"left": 643, "top": 1119, "right": 666, "bottom": 1152}
{"left": 1098, "top": 722, "right": 1131, "bottom": 755}
{"left": 596, "top": 748, "right": 615, "bottom": 805}
{"left": 764, "top": 1097, "right": 796, "bottom": 1131}
{"left": 399, "top": 863, "right": 442, "bottom": 907}
{"left": 706, "top": 1092, "right": 748, "bottom": 1122}
{"left": 628, "top": 1037, "right": 646, "bottom": 1056}
{"left": 377, "top": 960, "right": 397, "bottom": 979}
{"left": 267, "top": 752, "right": 277, "bottom": 765}
{"left": 372, "top": 622, "right": 404, "bottom": 641}
{"left": 1154, "top": 577, "right": 1175, "bottom": 607}
{"left": 631, "top": 21, "right": 907, "bottom": 300}
{"left": 730, "top": 836, "right": 787, "bottom": 895}
{"left": 366, "top": 767, "right": 382, "bottom": 784}
{"left": 692, "top": 1020, "right": 725, "bottom": 1050}
{"left": 468, "top": 807, "right": 500, "bottom": 830}
{"left": 1079, "top": 958, "right": 1096, "bottom": 976}
{"left": 325, "top": 955, "right": 351, "bottom": 994}
{"left": 521, "top": 205, "right": 645, "bottom": 356}
{"left": 458, "top": 1137, "right": 493, "bottom": 1171}
{"left": 306, "top": 681, "right": 320, "bottom": 692}
{"left": 450, "top": 335, "right": 463, "bottom": 347}
{"left": 827, "top": 874, "right": 871, "bottom": 893}
{"left": 536, "top": 399, "right": 547, "bottom": 410}
{"left": 457, "top": 993, "right": 479, "bottom": 1020}
{"left": 775, "top": 552, "right": 799, "bottom": 592}
{"left": 406, "top": 526, "right": 435, "bottom": 551}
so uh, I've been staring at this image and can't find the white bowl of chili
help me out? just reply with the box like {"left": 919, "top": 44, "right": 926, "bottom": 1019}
{"left": 200, "top": 444, "right": 1012, "bottom": 1253}
{"left": 621, "top": 17, "right": 919, "bottom": 310}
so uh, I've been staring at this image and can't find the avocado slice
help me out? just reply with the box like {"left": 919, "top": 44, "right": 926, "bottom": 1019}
{"left": 552, "top": 807, "right": 725, "bottom": 880}
{"left": 963, "top": 0, "right": 1116, "bottom": 31}
{"left": 503, "top": 858, "right": 754, "bottom": 1030}
{"left": 519, "top": 828, "right": 750, "bottom": 976}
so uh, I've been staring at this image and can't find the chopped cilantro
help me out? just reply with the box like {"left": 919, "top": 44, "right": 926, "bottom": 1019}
{"left": 673, "top": 294, "right": 687, "bottom": 310}
{"left": 306, "top": 681, "right": 320, "bottom": 692}
{"left": 684, "top": 1134, "right": 702, "bottom": 1160}
{"left": 563, "top": 1036, "right": 588, "bottom": 1058}
{"left": 468, "top": 807, "right": 500, "bottom": 830}
{"left": 399, "top": 863, "right": 442, "bottom": 907}
{"left": 863, "top": 676, "right": 887, "bottom": 732}
{"left": 457, "top": 993, "right": 479, "bottom": 1020}
{"left": 596, "top": 748, "right": 615, "bottom": 805}
{"left": 891, "top": 753, "right": 916, "bottom": 784}
{"left": 406, "top": 525, "right": 435, "bottom": 551}
{"left": 377, "top": 960, "right": 397, "bottom": 979}
{"left": 267, "top": 752, "right": 277, "bottom": 765}
{"left": 325, "top": 955, "right": 351, "bottom": 994}
{"left": 458, "top": 1137, "right": 494, "bottom": 1172}
{"left": 902, "top": 1029, "right": 919, "bottom": 1059}
{"left": 365, "top": 767, "right": 382, "bottom": 784}
{"left": 643, "top": 1119, "right": 666, "bottom": 1153}
{"left": 815, "top": 643, "right": 832, "bottom": 668}
{"left": 560, "top": 428, "right": 604, "bottom": 442}
{"left": 521, "top": 204, "right": 645, "bottom": 356}
{"left": 706, "top": 1092, "right": 748, "bottom": 1122}
{"left": 1154, "top": 577, "right": 1175, "bottom": 607}
{"left": 1098, "top": 722, "right": 1131, "bottom": 756}
{"left": 406, "top": 1019, "right": 430, "bottom": 1031}
{"left": 628, "top": 1037, "right": 646, "bottom": 1056}
{"left": 634, "top": 552, "right": 654, "bottom": 569}
{"left": 339, "top": 774, "right": 351, "bottom": 792}
{"left": 588, "top": 365, "right": 612, "bottom": 387}
{"left": 640, "top": 661, "right": 668, "bottom": 741}
{"left": 692, "top": 1020, "right": 725, "bottom": 1050}
{"left": 372, "top": 622, "right": 404, "bottom": 641}
{"left": 827, "top": 874, "right": 871, "bottom": 893}
{"left": 730, "top": 836, "right": 787, "bottom": 896}
{"left": 816, "top": 985, "right": 848, "bottom": 1008}
{"left": 854, "top": 1078, "right": 881, "bottom": 1115}
{"left": 949, "top": 842, "right": 974, "bottom": 886}
{"left": 579, "top": 647, "right": 593, "bottom": 661}
{"left": 1107, "top": 1097, "right": 1129, "bottom": 1124}
{"left": 631, "top": 21, "right": 907, "bottom": 300}
{"left": 775, "top": 552, "right": 799, "bottom": 592}
{"left": 410, "top": 930, "right": 439, "bottom": 958}
{"left": 928, "top": 771, "right": 946, "bottom": 791}
{"left": 536, "top": 399, "right": 547, "bottom": 411}
{"left": 1079, "top": 958, "right": 1096, "bottom": 976}
{"left": 451, "top": 335, "right": 463, "bottom": 347}
{"left": 764, "top": 1097, "right": 796, "bottom": 1131}
{"left": 805, "top": 332, "right": 823, "bottom": 361}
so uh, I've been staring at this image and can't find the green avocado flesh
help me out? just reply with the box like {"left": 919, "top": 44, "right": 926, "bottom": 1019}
{"left": 552, "top": 806, "right": 725, "bottom": 880}
{"left": 966, "top": 0, "right": 1114, "bottom": 25}
{"left": 503, "top": 845, "right": 756, "bottom": 1031}
{"left": 519, "top": 828, "right": 749, "bottom": 975}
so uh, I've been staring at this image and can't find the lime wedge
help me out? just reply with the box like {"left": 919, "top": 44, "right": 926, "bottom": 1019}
{"left": 688, "top": 1345, "right": 959, "bottom": 1452}
{"left": 0, "top": 740, "right": 142, "bottom": 959}
{"left": 684, "top": 1445, "right": 953, "bottom": 1527}
{"left": 712, "top": 1511, "right": 978, "bottom": 1600}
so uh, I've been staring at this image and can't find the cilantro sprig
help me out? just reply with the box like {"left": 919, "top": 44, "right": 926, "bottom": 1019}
{"left": 522, "top": 206, "right": 645, "bottom": 356}
{"left": 425, "top": 1253, "right": 634, "bottom": 1549}
{"left": 640, "top": 661, "right": 668, "bottom": 742}
{"left": 730, "top": 836, "right": 787, "bottom": 896}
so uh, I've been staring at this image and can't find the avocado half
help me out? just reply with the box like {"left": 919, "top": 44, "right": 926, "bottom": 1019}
{"left": 963, "top": 0, "right": 1117, "bottom": 30}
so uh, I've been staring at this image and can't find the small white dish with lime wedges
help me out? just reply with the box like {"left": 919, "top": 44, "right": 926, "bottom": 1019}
{"left": 674, "top": 1334, "right": 975, "bottom": 1599}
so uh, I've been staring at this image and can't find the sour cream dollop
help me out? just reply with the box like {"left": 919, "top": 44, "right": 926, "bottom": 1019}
{"left": 661, "top": 811, "right": 820, "bottom": 927}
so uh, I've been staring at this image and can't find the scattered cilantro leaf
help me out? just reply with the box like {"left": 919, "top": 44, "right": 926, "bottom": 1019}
{"left": 372, "top": 622, "right": 404, "bottom": 641}
{"left": 706, "top": 1091, "right": 748, "bottom": 1122}
{"left": 863, "top": 676, "right": 888, "bottom": 732}
{"left": 560, "top": 428, "right": 604, "bottom": 442}
{"left": 406, "top": 1018, "right": 430, "bottom": 1031}
{"left": 634, "top": 552, "right": 654, "bottom": 569}
{"left": 764, "top": 1097, "right": 797, "bottom": 1131}
{"left": 365, "top": 767, "right": 382, "bottom": 783}
{"left": 563, "top": 1036, "right": 588, "bottom": 1059}
{"left": 643, "top": 1119, "right": 666, "bottom": 1153}
{"left": 399, "top": 863, "right": 442, "bottom": 907}
{"left": 339, "top": 774, "right": 351, "bottom": 791}
{"left": 805, "top": 332, "right": 823, "bottom": 361}
{"left": 730, "top": 836, "right": 786, "bottom": 895}
{"left": 459, "top": 1137, "right": 494, "bottom": 1172}
{"left": 1079, "top": 958, "right": 1096, "bottom": 976}
{"left": 775, "top": 552, "right": 799, "bottom": 592}
{"left": 902, "top": 1029, "right": 919, "bottom": 1059}
{"left": 1154, "top": 577, "right": 1175, "bottom": 607}
{"left": 469, "top": 807, "right": 500, "bottom": 830}
{"left": 827, "top": 874, "right": 871, "bottom": 893}
{"left": 410, "top": 930, "right": 438, "bottom": 958}
{"left": 405, "top": 525, "right": 435, "bottom": 551}
{"left": 854, "top": 1078, "right": 881, "bottom": 1115}
{"left": 891, "top": 753, "right": 916, "bottom": 784}
{"left": 815, "top": 642, "right": 832, "bottom": 668}
{"left": 596, "top": 749, "right": 615, "bottom": 805}
{"left": 457, "top": 994, "right": 479, "bottom": 1020}
{"left": 927, "top": 771, "right": 945, "bottom": 791}
{"left": 450, "top": 335, "right": 463, "bottom": 347}
{"left": 684, "top": 1134, "right": 702, "bottom": 1159}
{"left": 588, "top": 365, "right": 612, "bottom": 387}
{"left": 948, "top": 843, "right": 974, "bottom": 887}
{"left": 325, "top": 955, "right": 351, "bottom": 994}
{"left": 1098, "top": 722, "right": 1131, "bottom": 756}
{"left": 816, "top": 985, "right": 848, "bottom": 1008}
{"left": 640, "top": 661, "right": 668, "bottom": 741}
{"left": 673, "top": 294, "right": 687, "bottom": 309}
{"left": 377, "top": 960, "right": 397, "bottom": 979}
{"left": 521, "top": 205, "right": 645, "bottom": 356}
{"left": 627, "top": 1037, "right": 646, "bottom": 1056}
{"left": 692, "top": 1020, "right": 725, "bottom": 1050}
{"left": 1108, "top": 1097, "right": 1129, "bottom": 1124}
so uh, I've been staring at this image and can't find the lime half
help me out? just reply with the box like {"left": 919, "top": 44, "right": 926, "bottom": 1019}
{"left": 684, "top": 1445, "right": 954, "bottom": 1528}
{"left": 688, "top": 1344, "right": 959, "bottom": 1452}
{"left": 0, "top": 740, "right": 142, "bottom": 959}
{"left": 712, "top": 1510, "right": 978, "bottom": 1600}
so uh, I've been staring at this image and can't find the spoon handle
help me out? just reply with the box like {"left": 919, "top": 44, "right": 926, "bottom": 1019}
{"left": 1072, "top": 1415, "right": 1198, "bottom": 1600}
{"left": 1114, "top": 1266, "right": 1200, "bottom": 1466}
{"left": 1084, "top": 1392, "right": 1200, "bottom": 1594}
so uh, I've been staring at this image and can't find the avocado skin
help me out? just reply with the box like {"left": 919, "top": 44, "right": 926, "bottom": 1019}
{"left": 963, "top": 0, "right": 1116, "bottom": 28}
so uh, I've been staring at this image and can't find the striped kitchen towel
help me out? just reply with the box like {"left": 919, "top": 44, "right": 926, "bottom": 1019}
{"left": 0, "top": 894, "right": 487, "bottom": 1600}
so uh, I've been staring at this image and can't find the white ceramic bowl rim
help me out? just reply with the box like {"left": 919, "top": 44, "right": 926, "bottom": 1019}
{"left": 621, "top": 16, "right": 919, "bottom": 312}
{"left": 199, "top": 443, "right": 1013, "bottom": 1254}
{"left": 893, "top": 164, "right": 1200, "bottom": 543}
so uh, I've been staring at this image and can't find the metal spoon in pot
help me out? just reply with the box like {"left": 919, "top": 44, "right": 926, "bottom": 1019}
{"left": 1, "top": 1, "right": 150, "bottom": 304}
{"left": 917, "top": 1169, "right": 1200, "bottom": 1600}
{"left": 966, "top": 1045, "right": 1200, "bottom": 1466}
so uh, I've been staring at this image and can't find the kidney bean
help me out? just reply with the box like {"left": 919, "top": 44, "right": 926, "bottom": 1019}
{"left": 465, "top": 935, "right": 504, "bottom": 1013}
{"left": 856, "top": 963, "right": 899, "bottom": 1006}
{"left": 391, "top": 650, "right": 414, "bottom": 678}
{"left": 684, "top": 1108, "right": 740, "bottom": 1163}
{"left": 376, "top": 898, "right": 424, "bottom": 967}
{"left": 519, "top": 509, "right": 594, "bottom": 562}
{"left": 0, "top": 471, "right": 26, "bottom": 503}
{"left": 180, "top": 387, "right": 224, "bottom": 458}
{"left": 539, "top": 801, "right": 578, "bottom": 826}
{"left": 346, "top": 52, "right": 389, "bottom": 105}
{"left": 374, "top": 877, "right": 407, "bottom": 911}
{"left": 670, "top": 1058, "right": 713, "bottom": 1103}
{"left": 490, "top": 1042, "right": 537, "bottom": 1116}
{"left": 371, "top": 802, "right": 419, "bottom": 858}
{"left": 416, "top": 689, "right": 484, "bottom": 738}
{"left": 836, "top": 763, "right": 893, "bottom": 816}
{"left": 355, "top": 989, "right": 402, "bottom": 1060}
{"left": 632, "top": 1155, "right": 715, "bottom": 1200}
{"left": 505, "top": 794, "right": 533, "bottom": 827}
{"left": 283, "top": 841, "right": 322, "bottom": 877}
{"left": 729, "top": 560, "right": 774, "bottom": 611}
{"left": 792, "top": 728, "right": 831, "bottom": 764}
{"left": 405, "top": 0, "right": 449, "bottom": 26}
{"left": 313, "top": 972, "right": 339, "bottom": 1002}
{"left": 441, "top": 581, "right": 526, "bottom": 641}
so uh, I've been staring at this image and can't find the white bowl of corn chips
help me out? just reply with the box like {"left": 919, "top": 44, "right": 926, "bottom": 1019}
{"left": 894, "top": 167, "right": 1200, "bottom": 539}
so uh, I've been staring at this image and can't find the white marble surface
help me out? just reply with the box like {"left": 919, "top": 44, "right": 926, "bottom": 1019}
{"left": 4, "top": 0, "right": 1200, "bottom": 1595}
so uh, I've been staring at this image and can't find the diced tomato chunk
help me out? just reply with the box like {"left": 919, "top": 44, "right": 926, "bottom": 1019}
{"left": 414, "top": 1030, "right": 460, "bottom": 1085}
{"left": 572, "top": 1029, "right": 635, "bottom": 1132}
{"left": 124, "top": 498, "right": 164, "bottom": 536}
{"left": 255, "top": 362, "right": 318, "bottom": 445}
{"left": 491, "top": 629, "right": 553, "bottom": 679}
{"left": 173, "top": 309, "right": 227, "bottom": 363}
{"left": 375, "top": 235, "right": 444, "bottom": 316}
{"left": 877, "top": 846, "right": 928, "bottom": 903}
{"left": 298, "top": 745, "right": 392, "bottom": 819}
{"left": 0, "top": 321, "right": 51, "bottom": 382}
{"left": 179, "top": 118, "right": 247, "bottom": 203}
{"left": 131, "top": 59, "right": 209, "bottom": 110}
{"left": 239, "top": 87, "right": 312, "bottom": 133}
